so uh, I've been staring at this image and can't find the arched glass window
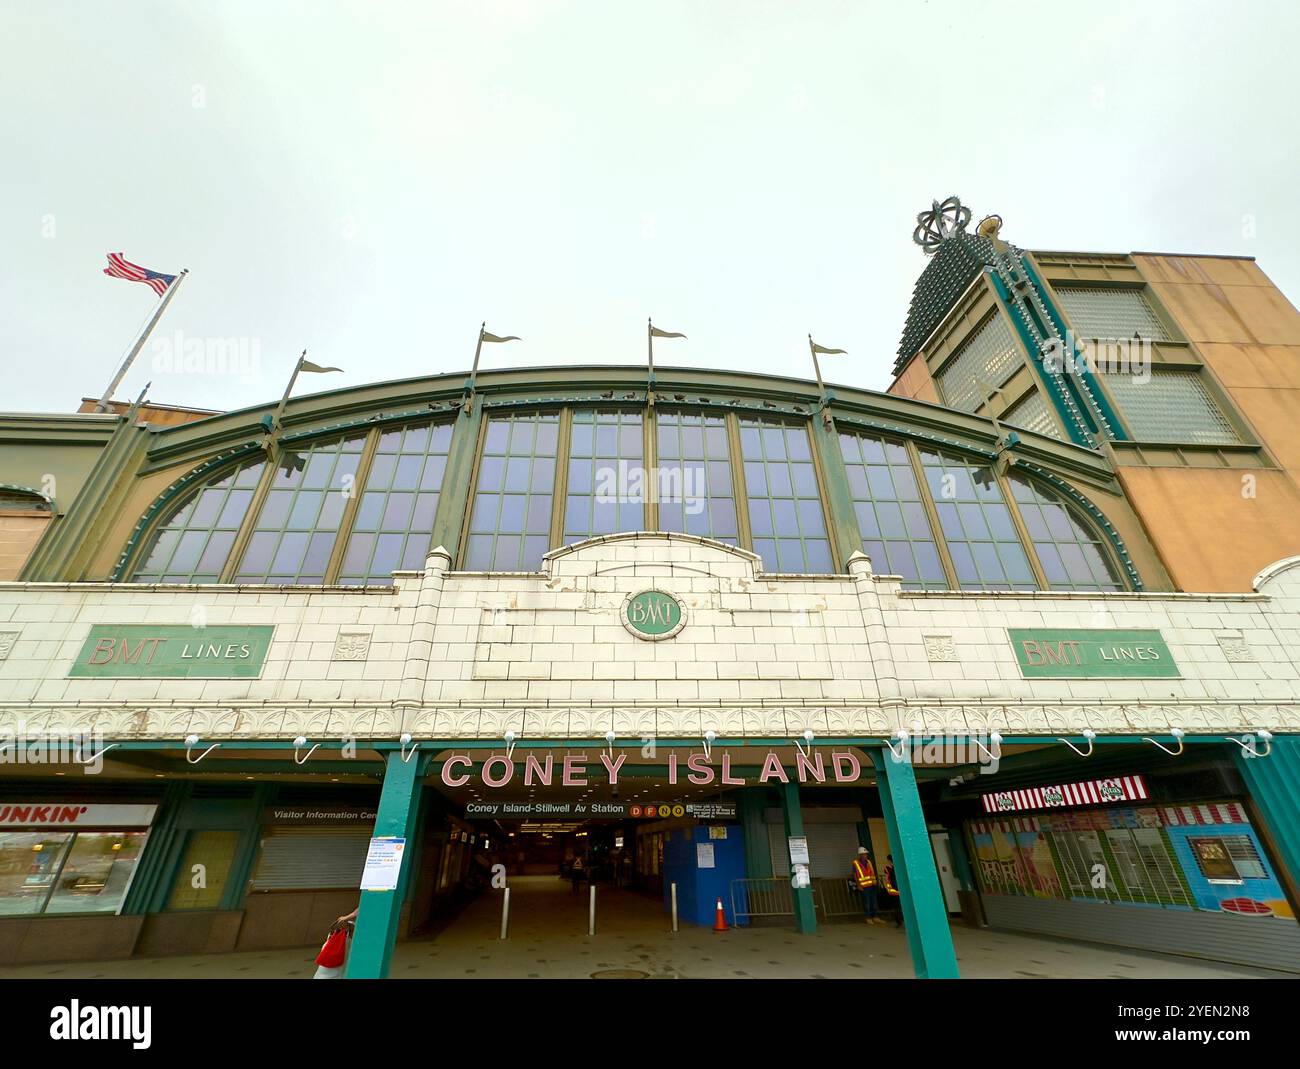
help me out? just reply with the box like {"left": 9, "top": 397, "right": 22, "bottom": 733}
{"left": 564, "top": 410, "right": 644, "bottom": 543}
{"left": 838, "top": 432, "right": 946, "bottom": 589}
{"left": 739, "top": 416, "right": 832, "bottom": 573}
{"left": 339, "top": 421, "right": 454, "bottom": 585}
{"left": 655, "top": 411, "right": 738, "bottom": 544}
{"left": 1008, "top": 475, "right": 1122, "bottom": 591}
{"left": 233, "top": 433, "right": 367, "bottom": 584}
{"left": 131, "top": 457, "right": 266, "bottom": 583}
{"left": 465, "top": 411, "right": 559, "bottom": 571}
{"left": 918, "top": 449, "right": 1036, "bottom": 591}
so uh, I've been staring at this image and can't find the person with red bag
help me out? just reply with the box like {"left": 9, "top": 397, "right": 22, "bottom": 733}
{"left": 313, "top": 911, "right": 355, "bottom": 979}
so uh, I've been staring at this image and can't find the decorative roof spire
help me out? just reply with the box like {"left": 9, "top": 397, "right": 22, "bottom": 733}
{"left": 912, "top": 195, "right": 972, "bottom": 254}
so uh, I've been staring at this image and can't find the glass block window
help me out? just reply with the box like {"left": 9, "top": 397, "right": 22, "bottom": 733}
{"left": 339, "top": 421, "right": 454, "bottom": 585}
{"left": 1008, "top": 476, "right": 1123, "bottom": 591}
{"left": 739, "top": 417, "right": 832, "bottom": 573}
{"left": 837, "top": 432, "right": 945, "bottom": 589}
{"left": 919, "top": 450, "right": 1036, "bottom": 590}
{"left": 564, "top": 410, "right": 644, "bottom": 543}
{"left": 132, "top": 457, "right": 266, "bottom": 583}
{"left": 655, "top": 411, "right": 738, "bottom": 544}
{"left": 233, "top": 433, "right": 367, "bottom": 583}
{"left": 1002, "top": 390, "right": 1061, "bottom": 440}
{"left": 464, "top": 411, "right": 559, "bottom": 571}
{"left": 935, "top": 313, "right": 1023, "bottom": 413}
{"left": 1099, "top": 369, "right": 1239, "bottom": 445}
{"left": 1055, "top": 286, "right": 1170, "bottom": 342}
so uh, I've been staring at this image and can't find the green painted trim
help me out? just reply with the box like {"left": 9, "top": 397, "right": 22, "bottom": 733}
{"left": 1234, "top": 736, "right": 1300, "bottom": 897}
{"left": 223, "top": 783, "right": 273, "bottom": 910}
{"left": 345, "top": 751, "right": 428, "bottom": 979}
{"left": 0, "top": 483, "right": 55, "bottom": 511}
{"left": 122, "top": 781, "right": 187, "bottom": 915}
{"left": 429, "top": 397, "right": 483, "bottom": 562}
{"left": 989, "top": 271, "right": 1096, "bottom": 448}
{"left": 871, "top": 749, "right": 960, "bottom": 978}
{"left": 809, "top": 415, "right": 865, "bottom": 571}
{"left": 736, "top": 788, "right": 773, "bottom": 881}
{"left": 778, "top": 779, "right": 817, "bottom": 934}
{"left": 1020, "top": 257, "right": 1130, "bottom": 441}
{"left": 20, "top": 416, "right": 147, "bottom": 581}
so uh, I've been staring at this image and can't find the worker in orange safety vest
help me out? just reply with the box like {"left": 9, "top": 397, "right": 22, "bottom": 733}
{"left": 851, "top": 846, "right": 883, "bottom": 925}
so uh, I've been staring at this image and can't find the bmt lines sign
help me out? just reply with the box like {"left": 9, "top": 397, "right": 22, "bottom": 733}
{"left": 1008, "top": 628, "right": 1179, "bottom": 678}
{"left": 68, "top": 625, "right": 274, "bottom": 678}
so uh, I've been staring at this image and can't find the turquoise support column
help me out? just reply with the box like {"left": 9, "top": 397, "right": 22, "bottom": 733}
{"left": 1234, "top": 736, "right": 1300, "bottom": 898}
{"left": 871, "top": 749, "right": 959, "bottom": 978}
{"left": 737, "top": 787, "right": 772, "bottom": 879}
{"left": 778, "top": 781, "right": 817, "bottom": 934}
{"left": 346, "top": 752, "right": 426, "bottom": 979}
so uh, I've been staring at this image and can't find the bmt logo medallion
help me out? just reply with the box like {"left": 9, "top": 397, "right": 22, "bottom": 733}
{"left": 621, "top": 589, "right": 686, "bottom": 641}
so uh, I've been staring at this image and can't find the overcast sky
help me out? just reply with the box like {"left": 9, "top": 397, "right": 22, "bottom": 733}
{"left": 3, "top": 1, "right": 1297, "bottom": 414}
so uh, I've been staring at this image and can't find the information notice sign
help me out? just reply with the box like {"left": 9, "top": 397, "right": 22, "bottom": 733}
{"left": 360, "top": 837, "right": 406, "bottom": 891}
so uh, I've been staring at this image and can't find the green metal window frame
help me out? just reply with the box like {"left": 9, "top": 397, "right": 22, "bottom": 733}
{"left": 837, "top": 430, "right": 947, "bottom": 590}
{"left": 463, "top": 410, "right": 561, "bottom": 571}
{"left": 131, "top": 456, "right": 267, "bottom": 583}
{"left": 1007, "top": 474, "right": 1123, "bottom": 592}
{"left": 339, "top": 421, "right": 455, "bottom": 585}
{"left": 232, "top": 432, "right": 369, "bottom": 584}
{"left": 563, "top": 408, "right": 645, "bottom": 543}
{"left": 121, "top": 395, "right": 1134, "bottom": 593}
{"left": 654, "top": 409, "right": 739, "bottom": 545}
{"left": 738, "top": 415, "right": 833, "bottom": 573}
{"left": 918, "top": 448, "right": 1038, "bottom": 591}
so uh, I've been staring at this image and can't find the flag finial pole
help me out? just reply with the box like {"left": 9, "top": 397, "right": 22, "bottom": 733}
{"left": 95, "top": 267, "right": 189, "bottom": 413}
{"left": 464, "top": 322, "right": 488, "bottom": 413}
{"left": 647, "top": 317, "right": 655, "bottom": 409}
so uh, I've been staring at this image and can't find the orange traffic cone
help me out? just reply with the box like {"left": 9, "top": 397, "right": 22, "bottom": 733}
{"left": 713, "top": 897, "right": 729, "bottom": 932}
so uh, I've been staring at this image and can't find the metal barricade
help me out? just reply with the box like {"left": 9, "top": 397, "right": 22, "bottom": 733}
{"left": 731, "top": 877, "right": 797, "bottom": 923}
{"left": 813, "top": 876, "right": 863, "bottom": 919}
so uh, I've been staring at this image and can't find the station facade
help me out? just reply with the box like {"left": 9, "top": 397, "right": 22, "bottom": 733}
{"left": 1, "top": 203, "right": 1298, "bottom": 977}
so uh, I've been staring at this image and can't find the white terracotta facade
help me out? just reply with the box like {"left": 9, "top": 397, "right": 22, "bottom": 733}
{"left": 1, "top": 532, "right": 1297, "bottom": 743}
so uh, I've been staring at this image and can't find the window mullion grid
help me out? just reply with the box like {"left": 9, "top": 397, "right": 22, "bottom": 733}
{"left": 803, "top": 420, "right": 841, "bottom": 573}
{"left": 455, "top": 406, "right": 493, "bottom": 569}
{"left": 997, "top": 469, "right": 1051, "bottom": 591}
{"left": 220, "top": 456, "right": 278, "bottom": 584}
{"left": 324, "top": 426, "right": 381, "bottom": 584}
{"left": 725, "top": 412, "right": 753, "bottom": 551}
{"left": 644, "top": 407, "right": 659, "bottom": 532}
{"left": 551, "top": 407, "right": 574, "bottom": 553}
{"left": 905, "top": 440, "right": 960, "bottom": 591}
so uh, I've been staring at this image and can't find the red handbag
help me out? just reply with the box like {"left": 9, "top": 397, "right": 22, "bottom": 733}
{"left": 315, "top": 927, "right": 348, "bottom": 968}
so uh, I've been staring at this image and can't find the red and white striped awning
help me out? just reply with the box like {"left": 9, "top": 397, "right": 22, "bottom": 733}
{"left": 1161, "top": 802, "right": 1246, "bottom": 826}
{"left": 981, "top": 774, "right": 1148, "bottom": 814}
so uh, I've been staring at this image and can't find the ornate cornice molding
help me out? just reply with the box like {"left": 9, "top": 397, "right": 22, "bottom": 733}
{"left": 2, "top": 701, "right": 1295, "bottom": 740}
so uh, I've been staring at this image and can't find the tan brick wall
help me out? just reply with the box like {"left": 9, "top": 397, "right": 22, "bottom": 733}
{"left": 0, "top": 513, "right": 51, "bottom": 581}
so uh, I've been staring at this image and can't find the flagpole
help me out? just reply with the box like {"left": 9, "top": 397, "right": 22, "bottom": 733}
{"left": 808, "top": 335, "right": 833, "bottom": 429}
{"left": 463, "top": 322, "right": 486, "bottom": 414}
{"left": 95, "top": 268, "right": 189, "bottom": 412}
{"left": 265, "top": 351, "right": 307, "bottom": 446}
{"left": 646, "top": 318, "right": 655, "bottom": 408}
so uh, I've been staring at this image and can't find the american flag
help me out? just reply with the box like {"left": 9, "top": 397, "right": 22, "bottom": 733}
{"left": 103, "top": 252, "right": 177, "bottom": 297}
